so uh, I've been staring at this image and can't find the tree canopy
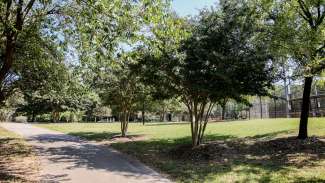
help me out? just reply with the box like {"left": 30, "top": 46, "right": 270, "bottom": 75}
{"left": 135, "top": 0, "right": 275, "bottom": 146}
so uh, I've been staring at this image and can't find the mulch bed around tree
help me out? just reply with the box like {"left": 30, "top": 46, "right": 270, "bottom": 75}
{"left": 169, "top": 136, "right": 325, "bottom": 167}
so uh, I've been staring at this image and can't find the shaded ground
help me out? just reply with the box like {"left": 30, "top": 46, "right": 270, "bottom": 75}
{"left": 0, "top": 126, "right": 39, "bottom": 183}
{"left": 68, "top": 131, "right": 147, "bottom": 143}
{"left": 36, "top": 119, "right": 325, "bottom": 182}
{"left": 113, "top": 134, "right": 325, "bottom": 182}
{"left": 0, "top": 123, "right": 171, "bottom": 183}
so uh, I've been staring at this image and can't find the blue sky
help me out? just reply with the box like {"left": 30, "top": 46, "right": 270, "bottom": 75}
{"left": 172, "top": 0, "right": 218, "bottom": 16}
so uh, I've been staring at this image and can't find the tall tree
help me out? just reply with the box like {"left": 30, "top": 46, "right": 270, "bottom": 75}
{"left": 70, "top": 0, "right": 172, "bottom": 86}
{"left": 136, "top": 0, "right": 274, "bottom": 147}
{"left": 99, "top": 53, "right": 141, "bottom": 137}
{"left": 266, "top": 0, "right": 324, "bottom": 139}
{"left": 0, "top": 0, "right": 69, "bottom": 103}
{"left": 16, "top": 52, "right": 94, "bottom": 122}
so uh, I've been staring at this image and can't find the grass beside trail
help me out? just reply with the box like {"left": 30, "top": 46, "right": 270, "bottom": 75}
{"left": 0, "top": 126, "right": 39, "bottom": 183}
{"left": 36, "top": 118, "right": 325, "bottom": 182}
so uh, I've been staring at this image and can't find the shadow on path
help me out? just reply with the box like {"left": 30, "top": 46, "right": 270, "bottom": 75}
{"left": 28, "top": 132, "right": 167, "bottom": 182}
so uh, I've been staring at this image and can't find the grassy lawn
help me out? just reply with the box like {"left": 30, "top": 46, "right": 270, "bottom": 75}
{"left": 36, "top": 118, "right": 325, "bottom": 183}
{"left": 0, "top": 126, "right": 39, "bottom": 183}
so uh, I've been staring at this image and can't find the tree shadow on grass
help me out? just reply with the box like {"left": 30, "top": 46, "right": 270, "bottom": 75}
{"left": 0, "top": 172, "right": 32, "bottom": 183}
{"left": 67, "top": 131, "right": 121, "bottom": 141}
{"left": 144, "top": 122, "right": 189, "bottom": 127}
{"left": 0, "top": 138, "right": 37, "bottom": 183}
{"left": 111, "top": 131, "right": 325, "bottom": 183}
{"left": 0, "top": 138, "right": 32, "bottom": 157}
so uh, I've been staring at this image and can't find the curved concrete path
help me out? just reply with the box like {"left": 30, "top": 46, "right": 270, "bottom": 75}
{"left": 0, "top": 123, "right": 172, "bottom": 183}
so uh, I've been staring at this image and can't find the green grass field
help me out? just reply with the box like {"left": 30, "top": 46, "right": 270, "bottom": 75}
{"left": 36, "top": 118, "right": 325, "bottom": 183}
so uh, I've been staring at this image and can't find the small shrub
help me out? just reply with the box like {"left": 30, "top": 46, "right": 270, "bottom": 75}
{"left": 14, "top": 116, "right": 28, "bottom": 123}
{"left": 36, "top": 114, "right": 51, "bottom": 122}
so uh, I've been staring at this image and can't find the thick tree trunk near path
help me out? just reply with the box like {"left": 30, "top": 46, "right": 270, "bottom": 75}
{"left": 298, "top": 77, "right": 313, "bottom": 139}
{"left": 0, "top": 0, "right": 26, "bottom": 104}
{"left": 121, "top": 111, "right": 129, "bottom": 137}
{"left": 0, "top": 36, "right": 15, "bottom": 104}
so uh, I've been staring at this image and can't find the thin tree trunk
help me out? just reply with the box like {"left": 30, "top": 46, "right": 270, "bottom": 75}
{"left": 120, "top": 115, "right": 124, "bottom": 136}
{"left": 31, "top": 111, "right": 36, "bottom": 122}
{"left": 52, "top": 111, "right": 59, "bottom": 123}
{"left": 142, "top": 102, "right": 145, "bottom": 125}
{"left": 259, "top": 96, "right": 263, "bottom": 119}
{"left": 221, "top": 105, "right": 226, "bottom": 120}
{"left": 199, "top": 103, "right": 214, "bottom": 143}
{"left": 197, "top": 102, "right": 207, "bottom": 145}
{"left": 192, "top": 101, "right": 199, "bottom": 147}
{"left": 121, "top": 111, "right": 127, "bottom": 137}
{"left": 284, "top": 76, "right": 291, "bottom": 118}
{"left": 298, "top": 77, "right": 313, "bottom": 139}
{"left": 274, "top": 98, "right": 277, "bottom": 118}
{"left": 219, "top": 98, "right": 227, "bottom": 120}
{"left": 188, "top": 104, "right": 194, "bottom": 145}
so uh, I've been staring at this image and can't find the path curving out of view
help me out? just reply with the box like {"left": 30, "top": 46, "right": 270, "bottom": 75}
{"left": 0, "top": 122, "right": 171, "bottom": 183}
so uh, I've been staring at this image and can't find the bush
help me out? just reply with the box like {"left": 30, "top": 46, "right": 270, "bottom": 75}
{"left": 14, "top": 116, "right": 28, "bottom": 123}
{"left": 36, "top": 114, "right": 51, "bottom": 122}
{"left": 0, "top": 108, "right": 14, "bottom": 122}
{"left": 60, "top": 115, "right": 69, "bottom": 122}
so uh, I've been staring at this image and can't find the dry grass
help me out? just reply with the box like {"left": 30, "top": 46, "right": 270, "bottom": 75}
{"left": 0, "top": 127, "right": 39, "bottom": 183}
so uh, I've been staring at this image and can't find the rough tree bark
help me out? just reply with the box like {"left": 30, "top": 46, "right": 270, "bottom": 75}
{"left": 298, "top": 77, "right": 313, "bottom": 139}
{"left": 296, "top": 0, "right": 324, "bottom": 138}
{"left": 0, "top": 0, "right": 27, "bottom": 104}
{"left": 120, "top": 109, "right": 130, "bottom": 137}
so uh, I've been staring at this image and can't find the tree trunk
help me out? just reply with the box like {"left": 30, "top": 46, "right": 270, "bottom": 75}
{"left": 31, "top": 111, "right": 36, "bottom": 122}
{"left": 192, "top": 101, "right": 213, "bottom": 147}
{"left": 192, "top": 115, "right": 199, "bottom": 147}
{"left": 0, "top": 0, "right": 25, "bottom": 104}
{"left": 221, "top": 105, "right": 226, "bottom": 120}
{"left": 284, "top": 76, "right": 291, "bottom": 118}
{"left": 142, "top": 102, "right": 145, "bottom": 125}
{"left": 219, "top": 98, "right": 227, "bottom": 120}
{"left": 259, "top": 96, "right": 263, "bottom": 119}
{"left": 274, "top": 98, "right": 277, "bottom": 118}
{"left": 121, "top": 111, "right": 128, "bottom": 137}
{"left": 0, "top": 36, "right": 15, "bottom": 104}
{"left": 121, "top": 113, "right": 126, "bottom": 137}
{"left": 52, "top": 111, "right": 60, "bottom": 123}
{"left": 298, "top": 77, "right": 313, "bottom": 139}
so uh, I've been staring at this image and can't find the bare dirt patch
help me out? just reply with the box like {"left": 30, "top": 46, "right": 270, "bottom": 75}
{"left": 110, "top": 134, "right": 148, "bottom": 143}
{"left": 96, "top": 134, "right": 148, "bottom": 145}
{"left": 169, "top": 136, "right": 325, "bottom": 167}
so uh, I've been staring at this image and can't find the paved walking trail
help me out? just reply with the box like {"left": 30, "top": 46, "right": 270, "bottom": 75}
{"left": 0, "top": 122, "right": 172, "bottom": 183}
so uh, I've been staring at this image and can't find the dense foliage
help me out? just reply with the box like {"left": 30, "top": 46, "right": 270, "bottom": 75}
{"left": 135, "top": 1, "right": 275, "bottom": 146}
{"left": 0, "top": 0, "right": 323, "bottom": 145}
